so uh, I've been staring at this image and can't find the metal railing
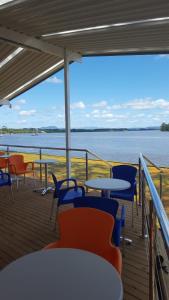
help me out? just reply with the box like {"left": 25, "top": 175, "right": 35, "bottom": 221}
{"left": 0, "top": 143, "right": 113, "bottom": 181}
{"left": 139, "top": 153, "right": 169, "bottom": 300}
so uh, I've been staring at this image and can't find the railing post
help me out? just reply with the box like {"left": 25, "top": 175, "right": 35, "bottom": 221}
{"left": 110, "top": 167, "right": 112, "bottom": 178}
{"left": 7, "top": 146, "right": 9, "bottom": 154}
{"left": 39, "top": 148, "right": 42, "bottom": 182}
{"left": 85, "top": 151, "right": 88, "bottom": 181}
{"left": 141, "top": 170, "right": 146, "bottom": 238}
{"left": 139, "top": 158, "right": 142, "bottom": 206}
{"left": 149, "top": 200, "right": 155, "bottom": 300}
{"left": 85, "top": 151, "right": 89, "bottom": 193}
{"left": 159, "top": 172, "right": 163, "bottom": 200}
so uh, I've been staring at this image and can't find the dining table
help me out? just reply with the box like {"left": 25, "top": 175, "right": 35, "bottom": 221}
{"left": 0, "top": 248, "right": 123, "bottom": 300}
{"left": 34, "top": 159, "right": 57, "bottom": 195}
{"left": 85, "top": 177, "right": 131, "bottom": 198}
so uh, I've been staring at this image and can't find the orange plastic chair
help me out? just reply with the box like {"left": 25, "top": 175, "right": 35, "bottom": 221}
{"left": 44, "top": 207, "right": 122, "bottom": 274}
{"left": 0, "top": 151, "right": 7, "bottom": 170}
{"left": 9, "top": 155, "right": 34, "bottom": 189}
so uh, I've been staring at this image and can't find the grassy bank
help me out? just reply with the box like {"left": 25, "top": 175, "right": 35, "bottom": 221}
{"left": 6, "top": 151, "right": 169, "bottom": 216}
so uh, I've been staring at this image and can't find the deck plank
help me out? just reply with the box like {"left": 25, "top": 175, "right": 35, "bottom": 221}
{"left": 0, "top": 180, "right": 149, "bottom": 299}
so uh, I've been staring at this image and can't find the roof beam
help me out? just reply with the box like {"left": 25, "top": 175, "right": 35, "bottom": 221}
{"left": 0, "top": 25, "right": 81, "bottom": 60}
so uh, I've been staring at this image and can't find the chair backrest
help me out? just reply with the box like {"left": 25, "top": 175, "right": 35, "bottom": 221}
{"left": 51, "top": 173, "right": 58, "bottom": 186}
{"left": 112, "top": 165, "right": 137, "bottom": 184}
{"left": 0, "top": 170, "right": 11, "bottom": 186}
{"left": 58, "top": 207, "right": 114, "bottom": 252}
{"left": 9, "top": 155, "right": 24, "bottom": 172}
{"left": 0, "top": 151, "right": 7, "bottom": 168}
{"left": 0, "top": 158, "right": 7, "bottom": 169}
{"left": 74, "top": 196, "right": 119, "bottom": 217}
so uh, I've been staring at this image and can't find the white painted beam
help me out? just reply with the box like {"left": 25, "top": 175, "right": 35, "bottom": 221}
{"left": 0, "top": 26, "right": 81, "bottom": 59}
{"left": 64, "top": 48, "right": 71, "bottom": 179}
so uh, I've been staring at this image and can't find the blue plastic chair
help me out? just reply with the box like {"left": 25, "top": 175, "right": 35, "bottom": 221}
{"left": 0, "top": 169, "right": 14, "bottom": 200}
{"left": 50, "top": 173, "right": 85, "bottom": 220}
{"left": 73, "top": 196, "right": 126, "bottom": 247}
{"left": 110, "top": 165, "right": 138, "bottom": 227}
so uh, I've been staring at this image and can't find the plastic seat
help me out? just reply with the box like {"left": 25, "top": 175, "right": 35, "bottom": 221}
{"left": 50, "top": 173, "right": 85, "bottom": 220}
{"left": 73, "top": 196, "right": 126, "bottom": 247}
{"left": 8, "top": 155, "right": 34, "bottom": 190}
{"left": 110, "top": 165, "right": 138, "bottom": 227}
{"left": 0, "top": 169, "right": 14, "bottom": 200}
{"left": 0, "top": 151, "right": 7, "bottom": 170}
{"left": 45, "top": 207, "right": 122, "bottom": 274}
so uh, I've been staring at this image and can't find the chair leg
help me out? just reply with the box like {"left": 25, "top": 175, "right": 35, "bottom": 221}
{"left": 9, "top": 185, "right": 14, "bottom": 202}
{"left": 16, "top": 177, "right": 19, "bottom": 191}
{"left": 135, "top": 194, "right": 139, "bottom": 216}
{"left": 50, "top": 197, "right": 58, "bottom": 221}
{"left": 132, "top": 202, "right": 134, "bottom": 227}
{"left": 50, "top": 198, "right": 55, "bottom": 221}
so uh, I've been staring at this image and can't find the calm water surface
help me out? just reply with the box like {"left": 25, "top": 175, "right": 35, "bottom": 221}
{"left": 0, "top": 130, "right": 168, "bottom": 166}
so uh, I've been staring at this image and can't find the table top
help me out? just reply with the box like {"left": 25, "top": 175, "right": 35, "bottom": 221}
{"left": 85, "top": 178, "right": 130, "bottom": 191}
{"left": 0, "top": 248, "right": 123, "bottom": 300}
{"left": 34, "top": 159, "right": 57, "bottom": 165}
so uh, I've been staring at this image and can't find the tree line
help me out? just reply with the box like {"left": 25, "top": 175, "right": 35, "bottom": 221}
{"left": 160, "top": 122, "right": 169, "bottom": 131}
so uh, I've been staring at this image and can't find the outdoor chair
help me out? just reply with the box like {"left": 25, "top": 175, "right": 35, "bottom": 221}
{"left": 73, "top": 196, "right": 126, "bottom": 247}
{"left": 109, "top": 164, "right": 138, "bottom": 227}
{"left": 44, "top": 207, "right": 122, "bottom": 274}
{"left": 0, "top": 151, "right": 7, "bottom": 170}
{"left": 50, "top": 173, "right": 85, "bottom": 220}
{"left": 8, "top": 154, "right": 34, "bottom": 190}
{"left": 0, "top": 169, "right": 14, "bottom": 201}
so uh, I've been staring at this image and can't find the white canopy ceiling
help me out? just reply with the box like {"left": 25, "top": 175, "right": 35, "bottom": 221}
{"left": 0, "top": 0, "right": 169, "bottom": 100}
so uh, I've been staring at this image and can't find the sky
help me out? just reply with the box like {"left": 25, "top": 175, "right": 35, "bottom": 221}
{"left": 1, "top": 54, "right": 169, "bottom": 128}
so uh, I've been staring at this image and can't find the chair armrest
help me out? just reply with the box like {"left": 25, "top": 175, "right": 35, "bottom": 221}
{"left": 24, "top": 162, "right": 34, "bottom": 170}
{"left": 57, "top": 178, "right": 78, "bottom": 190}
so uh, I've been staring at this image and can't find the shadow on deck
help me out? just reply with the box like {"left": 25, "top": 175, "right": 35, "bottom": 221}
{"left": 0, "top": 178, "right": 149, "bottom": 300}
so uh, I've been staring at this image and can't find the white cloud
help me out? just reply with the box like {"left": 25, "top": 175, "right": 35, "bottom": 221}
{"left": 156, "top": 54, "right": 169, "bottom": 59}
{"left": 13, "top": 104, "right": 21, "bottom": 111}
{"left": 19, "top": 109, "right": 36, "bottom": 116}
{"left": 57, "top": 113, "right": 64, "bottom": 118}
{"left": 127, "top": 98, "right": 169, "bottom": 110}
{"left": 17, "top": 99, "right": 26, "bottom": 104}
{"left": 17, "top": 119, "right": 27, "bottom": 124}
{"left": 89, "top": 109, "right": 127, "bottom": 120}
{"left": 71, "top": 101, "right": 85, "bottom": 109}
{"left": 46, "top": 76, "right": 63, "bottom": 84}
{"left": 109, "top": 98, "right": 169, "bottom": 110}
{"left": 92, "top": 101, "right": 108, "bottom": 108}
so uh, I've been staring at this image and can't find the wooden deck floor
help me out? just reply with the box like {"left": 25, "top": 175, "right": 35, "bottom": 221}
{"left": 0, "top": 179, "right": 149, "bottom": 299}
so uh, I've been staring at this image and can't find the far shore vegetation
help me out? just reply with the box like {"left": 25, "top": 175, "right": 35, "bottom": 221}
{"left": 160, "top": 122, "right": 169, "bottom": 131}
{"left": 0, "top": 126, "right": 159, "bottom": 134}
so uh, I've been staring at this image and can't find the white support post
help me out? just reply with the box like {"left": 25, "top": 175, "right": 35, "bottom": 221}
{"left": 64, "top": 48, "right": 71, "bottom": 179}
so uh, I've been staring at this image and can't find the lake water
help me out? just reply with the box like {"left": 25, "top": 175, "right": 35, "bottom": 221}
{"left": 0, "top": 130, "right": 168, "bottom": 166}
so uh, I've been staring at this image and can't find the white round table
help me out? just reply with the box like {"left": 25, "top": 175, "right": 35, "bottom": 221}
{"left": 0, "top": 248, "right": 123, "bottom": 300}
{"left": 85, "top": 178, "right": 130, "bottom": 198}
{"left": 34, "top": 159, "right": 57, "bottom": 195}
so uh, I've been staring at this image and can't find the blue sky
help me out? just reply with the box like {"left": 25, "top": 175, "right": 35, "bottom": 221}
{"left": 2, "top": 54, "right": 169, "bottom": 128}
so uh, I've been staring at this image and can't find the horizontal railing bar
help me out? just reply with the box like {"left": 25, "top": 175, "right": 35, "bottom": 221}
{"left": 140, "top": 153, "right": 169, "bottom": 252}
{"left": 143, "top": 155, "right": 161, "bottom": 171}
{"left": 0, "top": 143, "right": 112, "bottom": 168}
{"left": 87, "top": 149, "right": 112, "bottom": 168}
{"left": 0, "top": 144, "right": 88, "bottom": 152}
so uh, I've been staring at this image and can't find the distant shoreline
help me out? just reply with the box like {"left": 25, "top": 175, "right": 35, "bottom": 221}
{"left": 0, "top": 127, "right": 160, "bottom": 134}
